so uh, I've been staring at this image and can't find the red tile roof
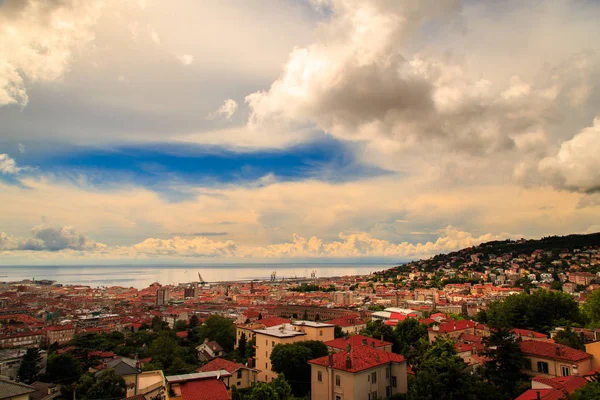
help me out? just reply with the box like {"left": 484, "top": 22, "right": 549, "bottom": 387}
{"left": 326, "top": 314, "right": 365, "bottom": 327}
{"left": 309, "top": 344, "right": 405, "bottom": 373}
{"left": 429, "top": 320, "right": 477, "bottom": 333}
{"left": 197, "top": 358, "right": 243, "bottom": 374}
{"left": 512, "top": 328, "right": 547, "bottom": 339}
{"left": 516, "top": 376, "right": 588, "bottom": 400}
{"left": 259, "top": 317, "right": 290, "bottom": 328}
{"left": 325, "top": 335, "right": 391, "bottom": 350}
{"left": 520, "top": 341, "right": 591, "bottom": 362}
{"left": 179, "top": 379, "right": 229, "bottom": 400}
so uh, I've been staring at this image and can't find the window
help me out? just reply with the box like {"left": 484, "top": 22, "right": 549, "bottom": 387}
{"left": 335, "top": 396, "right": 341, "bottom": 400}
{"left": 318, "top": 371, "right": 322, "bottom": 382}
{"left": 266, "top": 339, "right": 268, "bottom": 345}
{"left": 371, "top": 372, "right": 377, "bottom": 384}
{"left": 320, "top": 330, "right": 323, "bottom": 336}
{"left": 537, "top": 362, "right": 549, "bottom": 374}
{"left": 392, "top": 376, "right": 397, "bottom": 388}
{"left": 266, "top": 351, "right": 268, "bottom": 357}
{"left": 336, "top": 375, "right": 341, "bottom": 386}
{"left": 272, "top": 341, "right": 275, "bottom": 348}
{"left": 561, "top": 366, "right": 570, "bottom": 377}
{"left": 237, "top": 370, "right": 243, "bottom": 379}
{"left": 368, "top": 391, "right": 378, "bottom": 400}
{"left": 386, "top": 386, "right": 391, "bottom": 397}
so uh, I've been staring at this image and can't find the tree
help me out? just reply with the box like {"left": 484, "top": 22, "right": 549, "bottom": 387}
{"left": 486, "top": 290, "right": 583, "bottom": 333}
{"left": 18, "top": 348, "right": 42, "bottom": 383}
{"left": 238, "top": 332, "right": 247, "bottom": 358}
{"left": 45, "top": 353, "right": 83, "bottom": 384}
{"left": 314, "top": 313, "right": 320, "bottom": 322}
{"left": 166, "top": 357, "right": 194, "bottom": 375}
{"left": 362, "top": 320, "right": 398, "bottom": 350}
{"left": 571, "top": 381, "right": 600, "bottom": 399}
{"left": 149, "top": 331, "right": 179, "bottom": 369}
{"left": 271, "top": 341, "right": 326, "bottom": 397}
{"left": 249, "top": 382, "right": 279, "bottom": 400}
{"left": 583, "top": 288, "right": 600, "bottom": 327}
{"left": 189, "top": 315, "right": 199, "bottom": 329}
{"left": 151, "top": 316, "right": 169, "bottom": 332}
{"left": 394, "top": 318, "right": 428, "bottom": 356}
{"left": 482, "top": 328, "right": 528, "bottom": 399}
{"left": 271, "top": 374, "right": 293, "bottom": 400}
{"left": 85, "top": 369, "right": 126, "bottom": 400}
{"left": 174, "top": 319, "right": 188, "bottom": 332}
{"left": 246, "top": 337, "right": 256, "bottom": 359}
{"left": 334, "top": 326, "right": 344, "bottom": 338}
{"left": 554, "top": 326, "right": 585, "bottom": 350}
{"left": 258, "top": 313, "right": 263, "bottom": 320}
{"left": 302, "top": 310, "right": 309, "bottom": 320}
{"left": 200, "top": 315, "right": 236, "bottom": 353}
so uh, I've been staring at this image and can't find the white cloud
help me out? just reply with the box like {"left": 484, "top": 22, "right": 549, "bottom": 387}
{"left": 0, "top": 0, "right": 112, "bottom": 106}
{"left": 0, "top": 154, "right": 19, "bottom": 174}
{"left": 538, "top": 117, "right": 600, "bottom": 192}
{"left": 17, "top": 143, "right": 25, "bottom": 153}
{"left": 207, "top": 99, "right": 238, "bottom": 120}
{"left": 0, "top": 225, "right": 106, "bottom": 251}
{"left": 177, "top": 54, "right": 194, "bottom": 65}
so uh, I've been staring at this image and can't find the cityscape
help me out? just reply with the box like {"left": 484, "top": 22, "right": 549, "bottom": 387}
{"left": 2, "top": 0, "right": 600, "bottom": 399}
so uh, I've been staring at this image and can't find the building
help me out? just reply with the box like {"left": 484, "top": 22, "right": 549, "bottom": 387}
{"left": 325, "top": 335, "right": 392, "bottom": 353}
{"left": 196, "top": 340, "right": 224, "bottom": 362}
{"left": 0, "top": 331, "right": 44, "bottom": 349}
{"left": 427, "top": 320, "right": 479, "bottom": 342}
{"left": 516, "top": 375, "right": 588, "bottom": 400}
{"left": 0, "top": 349, "right": 47, "bottom": 380}
{"left": 135, "top": 370, "right": 167, "bottom": 400}
{"left": 198, "top": 358, "right": 258, "bottom": 390}
{"left": 236, "top": 317, "right": 290, "bottom": 347}
{"left": 309, "top": 343, "right": 408, "bottom": 400}
{"left": 166, "top": 370, "right": 231, "bottom": 400}
{"left": 520, "top": 341, "right": 593, "bottom": 378}
{"left": 254, "top": 321, "right": 335, "bottom": 382}
{"left": 0, "top": 377, "right": 36, "bottom": 400}
{"left": 45, "top": 325, "right": 75, "bottom": 345}
{"left": 511, "top": 328, "right": 548, "bottom": 342}
{"left": 183, "top": 283, "right": 199, "bottom": 299}
{"left": 156, "top": 287, "right": 170, "bottom": 306}
{"left": 326, "top": 315, "right": 366, "bottom": 335}
{"left": 93, "top": 357, "right": 141, "bottom": 398}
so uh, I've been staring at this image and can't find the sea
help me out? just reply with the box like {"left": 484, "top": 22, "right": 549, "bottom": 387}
{"left": 0, "top": 263, "right": 397, "bottom": 289}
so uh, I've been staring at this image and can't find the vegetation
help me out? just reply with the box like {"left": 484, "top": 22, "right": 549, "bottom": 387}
{"left": 483, "top": 290, "right": 583, "bottom": 333}
{"left": 17, "top": 348, "right": 42, "bottom": 384}
{"left": 270, "top": 340, "right": 328, "bottom": 397}
{"left": 289, "top": 284, "right": 336, "bottom": 293}
{"left": 571, "top": 381, "right": 600, "bottom": 400}
{"left": 554, "top": 326, "right": 585, "bottom": 350}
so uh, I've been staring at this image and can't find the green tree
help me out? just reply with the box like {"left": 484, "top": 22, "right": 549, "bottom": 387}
{"left": 394, "top": 318, "right": 428, "bottom": 356}
{"left": 189, "top": 315, "right": 199, "bottom": 329}
{"left": 249, "top": 382, "right": 278, "bottom": 400}
{"left": 482, "top": 328, "right": 528, "bottom": 399}
{"left": 271, "top": 374, "right": 293, "bottom": 400}
{"left": 149, "top": 331, "right": 179, "bottom": 369}
{"left": 554, "top": 326, "right": 585, "bottom": 350}
{"left": 408, "top": 337, "right": 495, "bottom": 400}
{"left": 45, "top": 353, "right": 83, "bottom": 384}
{"left": 571, "top": 381, "right": 600, "bottom": 399}
{"left": 583, "top": 288, "right": 600, "bottom": 327}
{"left": 17, "top": 348, "right": 42, "bottom": 384}
{"left": 258, "top": 313, "right": 263, "bottom": 320}
{"left": 334, "top": 326, "right": 344, "bottom": 338}
{"left": 246, "top": 337, "right": 256, "bottom": 359}
{"left": 85, "top": 369, "right": 126, "bottom": 400}
{"left": 200, "top": 315, "right": 236, "bottom": 352}
{"left": 271, "top": 341, "right": 326, "bottom": 397}
{"left": 302, "top": 310, "right": 309, "bottom": 320}
{"left": 166, "top": 357, "right": 194, "bottom": 375}
{"left": 486, "top": 290, "right": 582, "bottom": 333}
{"left": 362, "top": 320, "right": 398, "bottom": 350}
{"left": 174, "top": 319, "right": 188, "bottom": 332}
{"left": 238, "top": 332, "right": 247, "bottom": 358}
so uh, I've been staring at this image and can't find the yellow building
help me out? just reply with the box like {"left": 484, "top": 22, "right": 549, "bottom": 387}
{"left": 309, "top": 344, "right": 408, "bottom": 400}
{"left": 0, "top": 378, "right": 36, "bottom": 400}
{"left": 198, "top": 357, "right": 259, "bottom": 390}
{"left": 254, "top": 321, "right": 334, "bottom": 382}
{"left": 520, "top": 341, "right": 593, "bottom": 378}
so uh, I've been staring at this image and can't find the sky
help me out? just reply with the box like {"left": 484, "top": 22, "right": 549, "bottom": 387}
{"left": 0, "top": 0, "right": 599, "bottom": 264}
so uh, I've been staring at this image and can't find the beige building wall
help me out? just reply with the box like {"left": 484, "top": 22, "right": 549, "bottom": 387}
{"left": 585, "top": 341, "right": 600, "bottom": 369}
{"left": 296, "top": 325, "right": 335, "bottom": 342}
{"left": 311, "top": 362, "right": 407, "bottom": 400}
{"left": 523, "top": 355, "right": 592, "bottom": 378}
{"left": 231, "top": 367, "right": 257, "bottom": 389}
{"left": 255, "top": 332, "right": 306, "bottom": 382}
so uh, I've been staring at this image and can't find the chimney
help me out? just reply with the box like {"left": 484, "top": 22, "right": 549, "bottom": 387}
{"left": 345, "top": 354, "right": 352, "bottom": 370}
{"left": 362, "top": 338, "right": 368, "bottom": 346}
{"left": 536, "top": 391, "right": 541, "bottom": 400}
{"left": 328, "top": 353, "right": 334, "bottom": 367}
{"left": 555, "top": 346, "right": 561, "bottom": 356}
{"left": 346, "top": 343, "right": 352, "bottom": 353}
{"left": 371, "top": 341, "right": 375, "bottom": 348}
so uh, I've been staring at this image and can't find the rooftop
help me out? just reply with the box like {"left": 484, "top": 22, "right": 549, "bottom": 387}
{"left": 520, "top": 341, "right": 592, "bottom": 362}
{"left": 309, "top": 344, "right": 405, "bottom": 373}
{"left": 179, "top": 379, "right": 229, "bottom": 400}
{"left": 325, "top": 335, "right": 391, "bottom": 350}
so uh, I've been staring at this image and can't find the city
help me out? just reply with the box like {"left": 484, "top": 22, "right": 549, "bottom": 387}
{"left": 2, "top": 234, "right": 600, "bottom": 399}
